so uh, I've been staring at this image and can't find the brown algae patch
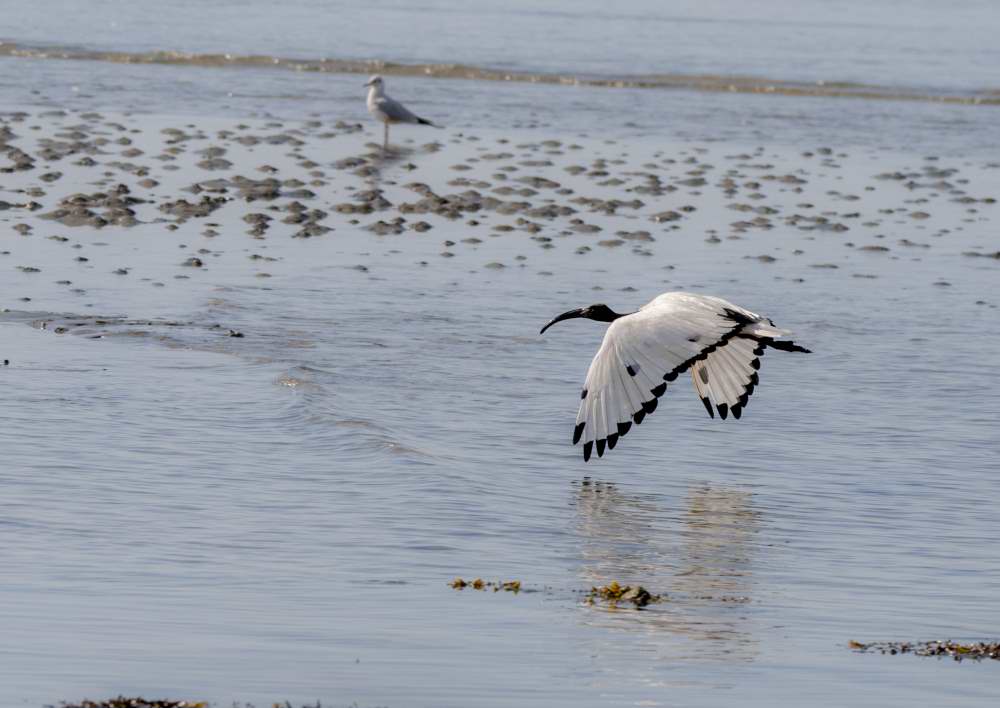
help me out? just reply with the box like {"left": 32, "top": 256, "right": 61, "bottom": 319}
{"left": 449, "top": 577, "right": 522, "bottom": 593}
{"left": 585, "top": 581, "right": 663, "bottom": 609}
{"left": 59, "top": 699, "right": 206, "bottom": 708}
{"left": 849, "top": 640, "right": 1000, "bottom": 661}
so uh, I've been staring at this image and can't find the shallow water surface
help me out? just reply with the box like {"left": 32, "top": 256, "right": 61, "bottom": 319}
{"left": 3, "top": 155, "right": 1000, "bottom": 703}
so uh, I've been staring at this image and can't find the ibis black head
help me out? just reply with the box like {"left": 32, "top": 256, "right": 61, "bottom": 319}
{"left": 540, "top": 303, "right": 623, "bottom": 334}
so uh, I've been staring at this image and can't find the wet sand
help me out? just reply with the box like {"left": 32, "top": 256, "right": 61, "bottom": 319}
{"left": 2, "top": 107, "right": 997, "bottom": 335}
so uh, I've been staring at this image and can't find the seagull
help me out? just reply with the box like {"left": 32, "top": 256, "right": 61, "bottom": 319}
{"left": 364, "top": 75, "right": 437, "bottom": 152}
{"left": 540, "top": 291, "right": 810, "bottom": 461}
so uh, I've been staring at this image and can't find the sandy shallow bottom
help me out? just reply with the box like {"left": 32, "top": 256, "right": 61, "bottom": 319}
{"left": 1, "top": 108, "right": 999, "bottom": 707}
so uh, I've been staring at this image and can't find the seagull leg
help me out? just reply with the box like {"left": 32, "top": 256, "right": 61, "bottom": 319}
{"left": 383, "top": 122, "right": 389, "bottom": 153}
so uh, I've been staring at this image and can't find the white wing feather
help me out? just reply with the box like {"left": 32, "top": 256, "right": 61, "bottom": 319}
{"left": 571, "top": 292, "right": 807, "bottom": 460}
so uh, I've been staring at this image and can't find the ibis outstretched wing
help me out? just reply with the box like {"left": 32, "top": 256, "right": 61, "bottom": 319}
{"left": 571, "top": 293, "right": 807, "bottom": 461}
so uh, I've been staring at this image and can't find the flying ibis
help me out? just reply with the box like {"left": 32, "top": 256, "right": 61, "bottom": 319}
{"left": 540, "top": 292, "right": 810, "bottom": 461}
{"left": 365, "top": 75, "right": 437, "bottom": 152}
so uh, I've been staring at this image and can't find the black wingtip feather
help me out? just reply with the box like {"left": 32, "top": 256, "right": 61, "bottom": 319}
{"left": 732, "top": 404, "right": 742, "bottom": 419}
{"left": 766, "top": 339, "right": 811, "bottom": 354}
{"left": 702, "top": 397, "right": 715, "bottom": 418}
{"left": 596, "top": 439, "right": 606, "bottom": 457}
{"left": 664, "top": 371, "right": 678, "bottom": 382}
{"left": 617, "top": 421, "right": 632, "bottom": 437}
{"left": 650, "top": 382, "right": 667, "bottom": 397}
{"left": 607, "top": 433, "right": 618, "bottom": 450}
{"left": 573, "top": 422, "right": 585, "bottom": 445}
{"left": 718, "top": 403, "right": 729, "bottom": 420}
{"left": 583, "top": 441, "right": 593, "bottom": 462}
{"left": 642, "top": 398, "right": 658, "bottom": 415}
{"left": 633, "top": 410, "right": 646, "bottom": 425}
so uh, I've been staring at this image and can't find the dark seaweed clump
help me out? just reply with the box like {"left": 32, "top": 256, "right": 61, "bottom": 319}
{"left": 55, "top": 699, "right": 205, "bottom": 708}
{"left": 849, "top": 640, "right": 1000, "bottom": 661}
{"left": 586, "top": 581, "right": 663, "bottom": 608}
{"left": 55, "top": 699, "right": 327, "bottom": 708}
{"left": 450, "top": 577, "right": 522, "bottom": 593}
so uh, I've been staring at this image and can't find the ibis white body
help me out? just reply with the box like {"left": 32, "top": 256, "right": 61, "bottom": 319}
{"left": 364, "top": 75, "right": 436, "bottom": 151}
{"left": 542, "top": 291, "right": 810, "bottom": 461}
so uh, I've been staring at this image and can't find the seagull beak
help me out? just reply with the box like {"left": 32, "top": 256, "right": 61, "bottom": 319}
{"left": 540, "top": 308, "right": 586, "bottom": 335}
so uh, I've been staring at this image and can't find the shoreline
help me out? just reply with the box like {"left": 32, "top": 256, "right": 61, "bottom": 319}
{"left": 2, "top": 39, "right": 998, "bottom": 106}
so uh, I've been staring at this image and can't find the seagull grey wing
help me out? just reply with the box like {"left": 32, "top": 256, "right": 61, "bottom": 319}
{"left": 376, "top": 95, "right": 424, "bottom": 124}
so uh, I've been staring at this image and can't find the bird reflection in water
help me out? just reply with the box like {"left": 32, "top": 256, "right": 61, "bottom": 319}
{"left": 573, "top": 477, "right": 760, "bottom": 663}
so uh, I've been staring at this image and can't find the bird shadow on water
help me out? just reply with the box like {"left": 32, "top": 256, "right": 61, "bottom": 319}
{"left": 572, "top": 477, "right": 761, "bottom": 663}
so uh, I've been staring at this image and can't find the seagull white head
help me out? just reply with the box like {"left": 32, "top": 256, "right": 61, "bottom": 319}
{"left": 540, "top": 304, "right": 624, "bottom": 334}
{"left": 365, "top": 74, "right": 384, "bottom": 89}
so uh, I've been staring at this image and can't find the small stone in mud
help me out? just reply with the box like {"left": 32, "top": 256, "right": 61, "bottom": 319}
{"left": 182, "top": 257, "right": 204, "bottom": 267}
{"left": 651, "top": 210, "right": 682, "bottom": 223}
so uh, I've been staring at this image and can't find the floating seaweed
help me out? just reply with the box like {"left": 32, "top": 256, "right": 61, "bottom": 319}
{"left": 449, "top": 577, "right": 522, "bottom": 593}
{"left": 57, "top": 698, "right": 206, "bottom": 708}
{"left": 585, "top": 581, "right": 663, "bottom": 609}
{"left": 849, "top": 640, "right": 1000, "bottom": 661}
{"left": 56, "top": 700, "right": 327, "bottom": 708}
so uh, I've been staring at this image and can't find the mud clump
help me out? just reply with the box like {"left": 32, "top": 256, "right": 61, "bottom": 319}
{"left": 366, "top": 218, "right": 407, "bottom": 235}
{"left": 41, "top": 185, "right": 145, "bottom": 228}
{"left": 159, "top": 195, "right": 227, "bottom": 221}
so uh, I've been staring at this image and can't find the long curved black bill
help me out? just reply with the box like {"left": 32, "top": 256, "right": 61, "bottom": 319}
{"left": 539, "top": 308, "right": 586, "bottom": 335}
